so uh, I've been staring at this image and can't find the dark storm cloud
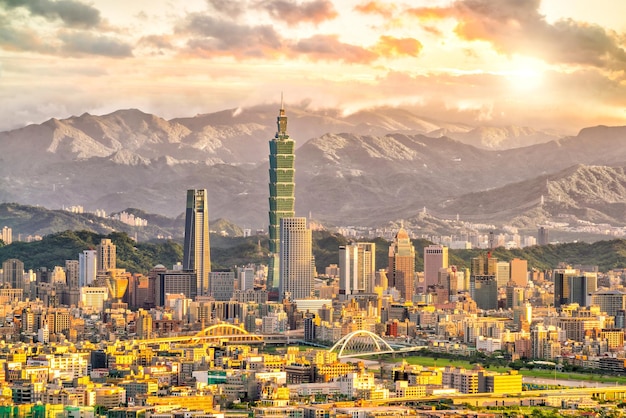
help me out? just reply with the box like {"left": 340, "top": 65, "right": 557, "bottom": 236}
{"left": 0, "top": 0, "right": 101, "bottom": 28}
{"left": 59, "top": 32, "right": 133, "bottom": 57}
{"left": 257, "top": 0, "right": 337, "bottom": 26}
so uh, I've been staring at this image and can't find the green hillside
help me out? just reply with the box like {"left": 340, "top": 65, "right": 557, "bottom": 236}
{"left": 3, "top": 228, "right": 626, "bottom": 274}
{"left": 0, "top": 231, "right": 183, "bottom": 272}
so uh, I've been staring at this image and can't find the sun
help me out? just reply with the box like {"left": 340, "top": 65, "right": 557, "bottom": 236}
{"left": 504, "top": 56, "right": 546, "bottom": 91}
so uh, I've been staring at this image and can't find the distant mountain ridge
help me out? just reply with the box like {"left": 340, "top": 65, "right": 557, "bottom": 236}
{"left": 0, "top": 203, "right": 243, "bottom": 241}
{"left": 1, "top": 104, "right": 626, "bottom": 231}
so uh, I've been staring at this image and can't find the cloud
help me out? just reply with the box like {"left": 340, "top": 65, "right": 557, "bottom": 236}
{"left": 373, "top": 36, "right": 422, "bottom": 57}
{"left": 354, "top": 1, "right": 396, "bottom": 19}
{"left": 407, "top": 0, "right": 626, "bottom": 70}
{"left": 0, "top": 17, "right": 52, "bottom": 52}
{"left": 406, "top": 6, "right": 453, "bottom": 21}
{"left": 59, "top": 31, "right": 133, "bottom": 57}
{"left": 179, "top": 11, "right": 422, "bottom": 63}
{"left": 138, "top": 35, "right": 174, "bottom": 51}
{"left": 0, "top": 0, "right": 101, "bottom": 28}
{"left": 258, "top": 0, "right": 337, "bottom": 26}
{"left": 294, "top": 34, "right": 377, "bottom": 63}
{"left": 181, "top": 14, "right": 283, "bottom": 57}
{"left": 207, "top": 0, "right": 248, "bottom": 18}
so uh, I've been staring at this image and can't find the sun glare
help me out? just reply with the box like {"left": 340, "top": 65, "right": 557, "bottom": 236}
{"left": 504, "top": 57, "right": 546, "bottom": 91}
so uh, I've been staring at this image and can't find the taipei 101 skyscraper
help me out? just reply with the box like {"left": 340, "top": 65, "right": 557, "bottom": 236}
{"left": 268, "top": 97, "right": 295, "bottom": 292}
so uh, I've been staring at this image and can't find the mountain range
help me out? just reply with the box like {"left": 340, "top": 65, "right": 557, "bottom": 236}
{"left": 1, "top": 104, "right": 626, "bottom": 233}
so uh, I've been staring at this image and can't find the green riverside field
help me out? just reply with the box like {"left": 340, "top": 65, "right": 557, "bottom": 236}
{"left": 385, "top": 355, "right": 626, "bottom": 385}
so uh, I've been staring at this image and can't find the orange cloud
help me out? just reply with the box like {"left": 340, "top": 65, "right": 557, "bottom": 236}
{"left": 294, "top": 34, "right": 377, "bottom": 63}
{"left": 406, "top": 6, "right": 455, "bottom": 21}
{"left": 373, "top": 36, "right": 422, "bottom": 57}
{"left": 354, "top": 1, "right": 396, "bottom": 19}
{"left": 260, "top": 0, "right": 338, "bottom": 26}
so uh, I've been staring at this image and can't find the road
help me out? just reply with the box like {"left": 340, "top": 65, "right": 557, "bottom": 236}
{"left": 523, "top": 375, "right": 617, "bottom": 388}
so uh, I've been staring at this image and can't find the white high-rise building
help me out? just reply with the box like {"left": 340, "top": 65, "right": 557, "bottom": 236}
{"left": 79, "top": 250, "right": 97, "bottom": 287}
{"left": 279, "top": 217, "right": 314, "bottom": 301}
{"left": 339, "top": 242, "right": 376, "bottom": 299}
{"left": 38, "top": 323, "right": 49, "bottom": 344}
{"left": 1, "top": 226, "right": 12, "bottom": 245}
{"left": 237, "top": 267, "right": 255, "bottom": 291}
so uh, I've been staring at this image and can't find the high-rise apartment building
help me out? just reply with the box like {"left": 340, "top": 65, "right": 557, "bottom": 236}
{"left": 62, "top": 259, "right": 81, "bottom": 307}
{"left": 279, "top": 217, "right": 313, "bottom": 301}
{"left": 423, "top": 245, "right": 448, "bottom": 291}
{"left": 339, "top": 242, "right": 376, "bottom": 299}
{"left": 65, "top": 260, "right": 79, "bottom": 289}
{"left": 209, "top": 270, "right": 236, "bottom": 301}
{"left": 388, "top": 228, "right": 415, "bottom": 301}
{"left": 509, "top": 258, "right": 528, "bottom": 287}
{"left": 183, "top": 189, "right": 211, "bottom": 297}
{"left": 136, "top": 309, "right": 153, "bottom": 339}
{"left": 1, "top": 226, "right": 12, "bottom": 245}
{"left": 495, "top": 261, "right": 510, "bottom": 288}
{"left": 437, "top": 266, "right": 464, "bottom": 302}
{"left": 2, "top": 258, "right": 24, "bottom": 291}
{"left": 237, "top": 266, "right": 255, "bottom": 291}
{"left": 268, "top": 100, "right": 295, "bottom": 291}
{"left": 97, "top": 239, "right": 116, "bottom": 273}
{"left": 79, "top": 250, "right": 97, "bottom": 287}
{"left": 506, "top": 284, "right": 525, "bottom": 309}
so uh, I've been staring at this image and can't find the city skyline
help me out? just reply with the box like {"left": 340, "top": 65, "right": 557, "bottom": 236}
{"left": 1, "top": 0, "right": 625, "bottom": 134}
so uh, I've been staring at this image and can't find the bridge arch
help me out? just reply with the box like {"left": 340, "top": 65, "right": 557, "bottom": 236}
{"left": 329, "top": 330, "right": 394, "bottom": 358}
{"left": 195, "top": 323, "right": 259, "bottom": 340}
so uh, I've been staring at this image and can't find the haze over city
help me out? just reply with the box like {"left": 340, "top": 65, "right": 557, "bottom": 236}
{"left": 2, "top": 0, "right": 626, "bottom": 133}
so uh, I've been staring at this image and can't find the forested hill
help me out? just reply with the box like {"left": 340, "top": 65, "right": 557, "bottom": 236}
{"left": 2, "top": 230, "right": 626, "bottom": 274}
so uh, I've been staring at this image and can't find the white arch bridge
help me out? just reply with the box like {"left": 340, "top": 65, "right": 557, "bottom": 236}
{"left": 328, "top": 330, "right": 426, "bottom": 358}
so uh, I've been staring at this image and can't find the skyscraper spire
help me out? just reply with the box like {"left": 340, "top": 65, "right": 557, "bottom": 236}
{"left": 277, "top": 93, "right": 288, "bottom": 138}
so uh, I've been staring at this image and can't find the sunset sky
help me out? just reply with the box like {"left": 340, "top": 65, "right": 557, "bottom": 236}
{"left": 1, "top": 0, "right": 626, "bottom": 133}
